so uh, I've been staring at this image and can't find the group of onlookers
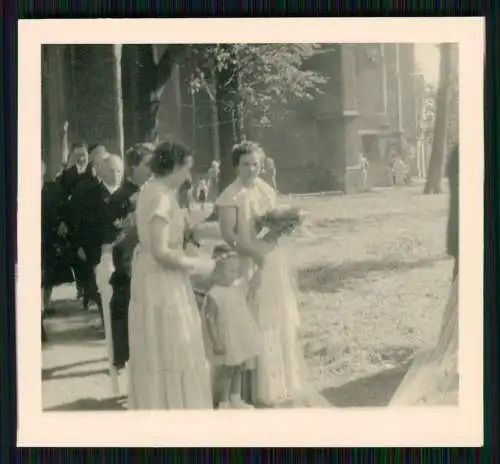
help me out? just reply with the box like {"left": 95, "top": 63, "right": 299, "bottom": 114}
{"left": 41, "top": 141, "right": 153, "bottom": 362}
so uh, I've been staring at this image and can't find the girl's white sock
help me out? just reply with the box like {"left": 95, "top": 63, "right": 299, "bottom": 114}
{"left": 230, "top": 394, "right": 242, "bottom": 403}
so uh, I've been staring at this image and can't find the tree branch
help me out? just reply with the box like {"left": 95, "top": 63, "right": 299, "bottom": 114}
{"left": 201, "top": 75, "right": 216, "bottom": 101}
{"left": 153, "top": 44, "right": 188, "bottom": 94}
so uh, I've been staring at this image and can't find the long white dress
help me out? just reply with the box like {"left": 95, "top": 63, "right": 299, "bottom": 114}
{"left": 127, "top": 179, "right": 213, "bottom": 409}
{"left": 216, "top": 177, "right": 329, "bottom": 407}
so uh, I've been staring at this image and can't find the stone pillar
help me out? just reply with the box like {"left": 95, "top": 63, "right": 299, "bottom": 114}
{"left": 70, "top": 45, "right": 124, "bottom": 156}
{"left": 340, "top": 45, "right": 363, "bottom": 193}
{"left": 304, "top": 45, "right": 345, "bottom": 191}
{"left": 340, "top": 44, "right": 358, "bottom": 114}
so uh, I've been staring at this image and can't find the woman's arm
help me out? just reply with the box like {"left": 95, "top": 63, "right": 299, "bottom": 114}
{"left": 149, "top": 216, "right": 200, "bottom": 271}
{"left": 218, "top": 206, "right": 268, "bottom": 266}
{"left": 270, "top": 168, "right": 277, "bottom": 190}
{"left": 204, "top": 294, "right": 225, "bottom": 354}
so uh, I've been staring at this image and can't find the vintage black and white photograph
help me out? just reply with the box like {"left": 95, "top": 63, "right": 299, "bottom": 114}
{"left": 17, "top": 18, "right": 484, "bottom": 447}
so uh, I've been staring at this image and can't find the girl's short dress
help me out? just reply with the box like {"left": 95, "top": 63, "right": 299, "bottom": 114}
{"left": 201, "top": 281, "right": 261, "bottom": 367}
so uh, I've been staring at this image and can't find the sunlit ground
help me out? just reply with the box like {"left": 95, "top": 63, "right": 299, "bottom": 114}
{"left": 42, "top": 182, "right": 454, "bottom": 410}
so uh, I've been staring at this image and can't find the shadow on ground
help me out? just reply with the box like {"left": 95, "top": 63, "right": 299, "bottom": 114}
{"left": 48, "top": 298, "right": 82, "bottom": 314}
{"left": 45, "top": 395, "right": 127, "bottom": 412}
{"left": 43, "top": 298, "right": 105, "bottom": 346}
{"left": 298, "top": 257, "right": 442, "bottom": 294}
{"left": 43, "top": 367, "right": 109, "bottom": 381}
{"left": 320, "top": 363, "right": 410, "bottom": 407}
{"left": 42, "top": 357, "right": 107, "bottom": 380}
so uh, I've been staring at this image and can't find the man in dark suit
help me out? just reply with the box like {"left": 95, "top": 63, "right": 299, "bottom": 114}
{"left": 68, "top": 146, "right": 108, "bottom": 310}
{"left": 57, "top": 142, "right": 94, "bottom": 298}
{"left": 59, "top": 142, "right": 94, "bottom": 200}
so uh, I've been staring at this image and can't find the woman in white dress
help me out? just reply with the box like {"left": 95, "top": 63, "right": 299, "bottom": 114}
{"left": 127, "top": 139, "right": 213, "bottom": 409}
{"left": 216, "top": 141, "right": 328, "bottom": 407}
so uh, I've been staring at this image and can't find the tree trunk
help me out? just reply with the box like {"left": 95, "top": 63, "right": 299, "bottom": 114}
{"left": 424, "top": 43, "right": 452, "bottom": 194}
{"left": 209, "top": 69, "right": 221, "bottom": 163}
{"left": 121, "top": 45, "right": 143, "bottom": 150}
{"left": 121, "top": 44, "right": 187, "bottom": 148}
{"left": 216, "top": 47, "right": 241, "bottom": 193}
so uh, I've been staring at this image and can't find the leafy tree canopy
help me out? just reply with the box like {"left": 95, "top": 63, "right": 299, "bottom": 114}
{"left": 184, "top": 43, "right": 328, "bottom": 128}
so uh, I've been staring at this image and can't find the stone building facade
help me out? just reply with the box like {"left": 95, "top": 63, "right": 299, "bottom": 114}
{"left": 245, "top": 43, "right": 420, "bottom": 193}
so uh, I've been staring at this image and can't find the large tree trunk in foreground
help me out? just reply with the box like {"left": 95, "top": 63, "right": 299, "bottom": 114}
{"left": 122, "top": 44, "right": 187, "bottom": 149}
{"left": 424, "top": 43, "right": 452, "bottom": 194}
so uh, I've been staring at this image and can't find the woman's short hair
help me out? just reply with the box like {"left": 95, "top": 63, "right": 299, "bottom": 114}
{"left": 71, "top": 142, "right": 88, "bottom": 152}
{"left": 149, "top": 139, "right": 193, "bottom": 176}
{"left": 231, "top": 141, "right": 265, "bottom": 167}
{"left": 125, "top": 143, "right": 155, "bottom": 168}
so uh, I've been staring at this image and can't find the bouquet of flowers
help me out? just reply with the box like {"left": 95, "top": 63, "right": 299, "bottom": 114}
{"left": 255, "top": 207, "right": 307, "bottom": 242}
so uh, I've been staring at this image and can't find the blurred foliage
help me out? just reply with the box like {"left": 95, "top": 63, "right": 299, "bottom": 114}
{"left": 183, "top": 44, "right": 328, "bottom": 129}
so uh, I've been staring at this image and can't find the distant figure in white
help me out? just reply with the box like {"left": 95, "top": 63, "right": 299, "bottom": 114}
{"left": 260, "top": 156, "right": 277, "bottom": 191}
{"left": 392, "top": 156, "right": 408, "bottom": 187}
{"left": 207, "top": 160, "right": 220, "bottom": 203}
{"left": 359, "top": 153, "right": 369, "bottom": 192}
{"left": 196, "top": 177, "right": 209, "bottom": 210}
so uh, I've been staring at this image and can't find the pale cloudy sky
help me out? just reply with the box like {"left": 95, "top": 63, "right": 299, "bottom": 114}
{"left": 414, "top": 43, "right": 440, "bottom": 86}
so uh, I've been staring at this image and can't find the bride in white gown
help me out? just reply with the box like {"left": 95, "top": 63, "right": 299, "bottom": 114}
{"left": 216, "top": 141, "right": 329, "bottom": 407}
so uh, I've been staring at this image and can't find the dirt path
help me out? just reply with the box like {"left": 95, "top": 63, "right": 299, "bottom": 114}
{"left": 42, "top": 277, "right": 413, "bottom": 412}
{"left": 42, "top": 285, "right": 128, "bottom": 411}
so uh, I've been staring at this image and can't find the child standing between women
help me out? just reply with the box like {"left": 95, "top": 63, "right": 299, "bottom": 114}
{"left": 201, "top": 244, "right": 261, "bottom": 409}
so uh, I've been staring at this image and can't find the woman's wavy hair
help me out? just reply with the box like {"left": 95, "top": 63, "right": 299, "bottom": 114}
{"left": 231, "top": 141, "right": 265, "bottom": 167}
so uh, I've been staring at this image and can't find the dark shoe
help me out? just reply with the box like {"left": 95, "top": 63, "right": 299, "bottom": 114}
{"left": 43, "top": 307, "right": 56, "bottom": 317}
{"left": 114, "top": 361, "right": 126, "bottom": 371}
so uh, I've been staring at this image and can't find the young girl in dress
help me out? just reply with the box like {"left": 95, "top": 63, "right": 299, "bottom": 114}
{"left": 201, "top": 244, "right": 262, "bottom": 409}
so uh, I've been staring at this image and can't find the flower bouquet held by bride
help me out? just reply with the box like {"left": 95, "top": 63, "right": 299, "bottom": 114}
{"left": 255, "top": 207, "right": 307, "bottom": 242}
{"left": 246, "top": 206, "right": 329, "bottom": 407}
